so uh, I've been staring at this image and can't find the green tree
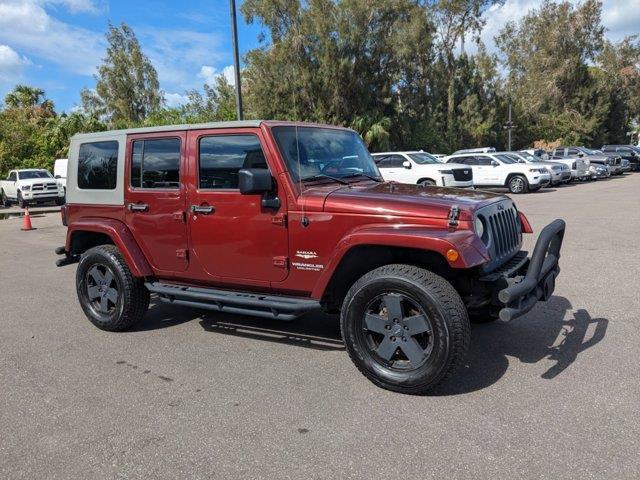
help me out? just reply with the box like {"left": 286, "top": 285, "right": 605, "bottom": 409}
{"left": 495, "top": 0, "right": 607, "bottom": 146}
{"left": 81, "top": 23, "right": 163, "bottom": 126}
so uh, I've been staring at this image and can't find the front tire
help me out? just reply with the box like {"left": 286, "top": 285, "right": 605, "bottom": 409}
{"left": 340, "top": 264, "right": 470, "bottom": 394}
{"left": 17, "top": 191, "right": 27, "bottom": 209}
{"left": 76, "top": 245, "right": 150, "bottom": 332}
{"left": 419, "top": 179, "right": 437, "bottom": 187}
{"left": 508, "top": 175, "right": 529, "bottom": 194}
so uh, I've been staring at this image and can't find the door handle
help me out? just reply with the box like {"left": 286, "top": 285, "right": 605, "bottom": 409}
{"left": 127, "top": 203, "right": 149, "bottom": 212}
{"left": 190, "top": 205, "right": 214, "bottom": 215}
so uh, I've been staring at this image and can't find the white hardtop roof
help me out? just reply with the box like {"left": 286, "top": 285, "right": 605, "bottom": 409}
{"left": 71, "top": 120, "right": 264, "bottom": 140}
{"left": 70, "top": 120, "right": 354, "bottom": 141}
{"left": 372, "top": 151, "right": 431, "bottom": 155}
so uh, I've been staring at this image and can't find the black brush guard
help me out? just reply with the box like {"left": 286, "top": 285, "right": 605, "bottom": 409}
{"left": 494, "top": 219, "right": 566, "bottom": 322}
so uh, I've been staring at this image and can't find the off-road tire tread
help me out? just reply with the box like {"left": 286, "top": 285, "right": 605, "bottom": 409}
{"left": 341, "top": 264, "right": 470, "bottom": 395}
{"left": 77, "top": 245, "right": 150, "bottom": 332}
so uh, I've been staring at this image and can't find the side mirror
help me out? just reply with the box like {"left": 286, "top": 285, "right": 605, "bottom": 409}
{"left": 238, "top": 168, "right": 273, "bottom": 194}
{"left": 402, "top": 160, "right": 412, "bottom": 169}
{"left": 491, "top": 160, "right": 499, "bottom": 166}
{"left": 577, "top": 152, "right": 584, "bottom": 158}
{"left": 55, "top": 175, "right": 61, "bottom": 179}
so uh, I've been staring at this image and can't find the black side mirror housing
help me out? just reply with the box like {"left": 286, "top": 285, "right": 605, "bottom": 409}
{"left": 239, "top": 168, "right": 273, "bottom": 194}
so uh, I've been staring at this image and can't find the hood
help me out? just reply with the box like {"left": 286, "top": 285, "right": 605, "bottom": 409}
{"left": 18, "top": 177, "right": 57, "bottom": 186}
{"left": 321, "top": 182, "right": 504, "bottom": 220}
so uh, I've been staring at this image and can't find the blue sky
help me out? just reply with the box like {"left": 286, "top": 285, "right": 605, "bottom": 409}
{"left": 0, "top": 0, "right": 265, "bottom": 111}
{"left": 0, "top": 0, "right": 638, "bottom": 113}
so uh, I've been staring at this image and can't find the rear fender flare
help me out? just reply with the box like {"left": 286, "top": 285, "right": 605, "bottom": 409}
{"left": 66, "top": 218, "right": 153, "bottom": 277}
{"left": 311, "top": 224, "right": 490, "bottom": 298}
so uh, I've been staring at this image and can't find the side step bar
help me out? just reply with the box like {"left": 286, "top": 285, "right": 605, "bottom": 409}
{"left": 145, "top": 282, "right": 321, "bottom": 321}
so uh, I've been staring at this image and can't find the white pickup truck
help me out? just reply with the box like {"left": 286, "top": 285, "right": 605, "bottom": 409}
{"left": 1, "top": 169, "right": 65, "bottom": 208}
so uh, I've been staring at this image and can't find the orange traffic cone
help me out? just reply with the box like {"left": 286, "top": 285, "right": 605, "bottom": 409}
{"left": 21, "top": 207, "right": 34, "bottom": 231}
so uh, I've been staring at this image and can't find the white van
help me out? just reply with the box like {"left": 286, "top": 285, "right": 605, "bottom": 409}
{"left": 54, "top": 158, "right": 68, "bottom": 193}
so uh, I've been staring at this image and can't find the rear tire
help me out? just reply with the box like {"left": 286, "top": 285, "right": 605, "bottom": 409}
{"left": 76, "top": 245, "right": 150, "bottom": 332}
{"left": 340, "top": 264, "right": 470, "bottom": 394}
{"left": 1, "top": 190, "right": 10, "bottom": 207}
{"left": 508, "top": 175, "right": 529, "bottom": 194}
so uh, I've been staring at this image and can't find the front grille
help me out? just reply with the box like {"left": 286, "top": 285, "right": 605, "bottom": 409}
{"left": 31, "top": 182, "right": 57, "bottom": 191}
{"left": 452, "top": 168, "right": 472, "bottom": 181}
{"left": 477, "top": 200, "right": 522, "bottom": 272}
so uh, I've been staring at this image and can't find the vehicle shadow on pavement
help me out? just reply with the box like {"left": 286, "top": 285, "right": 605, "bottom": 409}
{"left": 134, "top": 298, "right": 344, "bottom": 351}
{"left": 435, "top": 296, "right": 609, "bottom": 395}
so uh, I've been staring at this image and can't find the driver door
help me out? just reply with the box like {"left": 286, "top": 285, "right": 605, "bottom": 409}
{"left": 475, "top": 155, "right": 500, "bottom": 185}
{"left": 186, "top": 129, "right": 289, "bottom": 283}
{"left": 376, "top": 155, "right": 407, "bottom": 182}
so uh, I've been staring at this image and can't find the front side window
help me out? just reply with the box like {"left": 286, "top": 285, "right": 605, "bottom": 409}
{"left": 272, "top": 126, "right": 380, "bottom": 181}
{"left": 475, "top": 156, "right": 494, "bottom": 166}
{"left": 377, "top": 155, "right": 405, "bottom": 168}
{"left": 198, "top": 134, "right": 267, "bottom": 189}
{"left": 8, "top": 172, "right": 17, "bottom": 181}
{"left": 78, "top": 141, "right": 119, "bottom": 190}
{"left": 131, "top": 138, "right": 181, "bottom": 189}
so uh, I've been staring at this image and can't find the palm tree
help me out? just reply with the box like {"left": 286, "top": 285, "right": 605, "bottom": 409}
{"left": 4, "top": 85, "right": 55, "bottom": 117}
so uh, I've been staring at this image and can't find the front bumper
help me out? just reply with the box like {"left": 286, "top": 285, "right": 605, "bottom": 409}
{"left": 529, "top": 173, "right": 551, "bottom": 186}
{"left": 481, "top": 219, "right": 566, "bottom": 322}
{"left": 441, "top": 174, "right": 473, "bottom": 188}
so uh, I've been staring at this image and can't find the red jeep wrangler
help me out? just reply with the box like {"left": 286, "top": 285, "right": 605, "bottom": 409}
{"left": 56, "top": 121, "right": 565, "bottom": 394}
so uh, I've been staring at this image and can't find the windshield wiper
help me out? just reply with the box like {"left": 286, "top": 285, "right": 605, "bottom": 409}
{"left": 302, "top": 174, "right": 351, "bottom": 185}
{"left": 342, "top": 172, "right": 383, "bottom": 182}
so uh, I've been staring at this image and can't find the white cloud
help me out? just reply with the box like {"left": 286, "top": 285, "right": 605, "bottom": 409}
{"left": 0, "top": 1, "right": 104, "bottom": 76}
{"left": 0, "top": 44, "right": 31, "bottom": 81}
{"left": 466, "top": 0, "right": 640, "bottom": 56}
{"left": 165, "top": 92, "right": 189, "bottom": 108}
{"left": 198, "top": 64, "right": 236, "bottom": 86}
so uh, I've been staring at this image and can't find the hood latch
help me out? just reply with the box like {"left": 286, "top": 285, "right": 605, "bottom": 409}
{"left": 448, "top": 205, "right": 460, "bottom": 228}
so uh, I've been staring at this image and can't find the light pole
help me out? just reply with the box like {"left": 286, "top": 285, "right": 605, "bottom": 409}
{"left": 504, "top": 97, "right": 515, "bottom": 151}
{"left": 229, "top": 0, "right": 243, "bottom": 120}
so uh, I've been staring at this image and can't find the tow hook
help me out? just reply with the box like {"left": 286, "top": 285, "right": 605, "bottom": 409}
{"left": 448, "top": 205, "right": 460, "bottom": 228}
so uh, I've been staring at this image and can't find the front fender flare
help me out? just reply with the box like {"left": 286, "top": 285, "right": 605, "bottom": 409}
{"left": 66, "top": 218, "right": 153, "bottom": 277}
{"left": 311, "top": 223, "right": 490, "bottom": 299}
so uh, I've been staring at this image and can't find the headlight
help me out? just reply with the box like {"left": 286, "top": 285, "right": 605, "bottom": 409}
{"left": 438, "top": 169, "right": 454, "bottom": 174}
{"left": 22, "top": 185, "right": 31, "bottom": 191}
{"left": 474, "top": 217, "right": 484, "bottom": 239}
{"left": 528, "top": 168, "right": 546, "bottom": 173}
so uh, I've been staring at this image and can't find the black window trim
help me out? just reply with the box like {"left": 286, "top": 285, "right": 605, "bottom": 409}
{"left": 129, "top": 136, "right": 182, "bottom": 191}
{"left": 77, "top": 140, "right": 119, "bottom": 191}
{"left": 196, "top": 132, "right": 271, "bottom": 192}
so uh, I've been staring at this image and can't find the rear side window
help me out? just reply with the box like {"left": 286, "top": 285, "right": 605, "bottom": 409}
{"left": 198, "top": 135, "right": 267, "bottom": 189}
{"left": 131, "top": 138, "right": 181, "bottom": 189}
{"left": 78, "top": 141, "right": 119, "bottom": 190}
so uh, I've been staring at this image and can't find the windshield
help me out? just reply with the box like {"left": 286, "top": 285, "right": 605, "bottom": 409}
{"left": 272, "top": 126, "right": 381, "bottom": 182}
{"left": 18, "top": 170, "right": 53, "bottom": 180}
{"left": 518, "top": 152, "right": 539, "bottom": 162}
{"left": 407, "top": 152, "right": 440, "bottom": 165}
{"left": 579, "top": 147, "right": 598, "bottom": 155}
{"left": 495, "top": 154, "right": 518, "bottom": 164}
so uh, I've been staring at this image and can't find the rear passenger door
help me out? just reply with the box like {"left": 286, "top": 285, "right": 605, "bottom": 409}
{"left": 185, "top": 128, "right": 289, "bottom": 284}
{"left": 125, "top": 132, "right": 189, "bottom": 273}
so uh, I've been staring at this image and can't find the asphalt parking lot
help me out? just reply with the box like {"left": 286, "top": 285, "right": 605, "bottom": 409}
{"left": 1, "top": 176, "right": 639, "bottom": 479}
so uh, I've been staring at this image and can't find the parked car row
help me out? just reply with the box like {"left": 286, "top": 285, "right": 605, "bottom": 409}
{"left": 372, "top": 144, "right": 638, "bottom": 194}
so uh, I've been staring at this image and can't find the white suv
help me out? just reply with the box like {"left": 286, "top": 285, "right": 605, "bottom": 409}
{"left": 443, "top": 152, "right": 551, "bottom": 194}
{"left": 372, "top": 151, "right": 473, "bottom": 188}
